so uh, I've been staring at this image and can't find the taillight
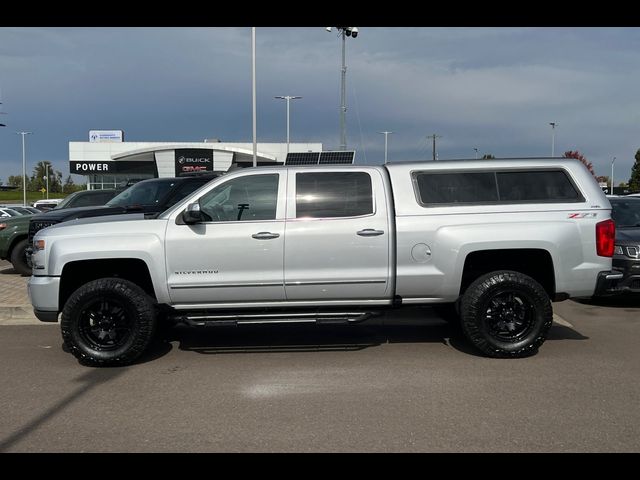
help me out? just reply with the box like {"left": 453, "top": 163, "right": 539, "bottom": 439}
{"left": 596, "top": 219, "right": 615, "bottom": 257}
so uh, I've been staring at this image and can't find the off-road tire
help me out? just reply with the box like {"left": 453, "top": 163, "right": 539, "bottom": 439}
{"left": 61, "top": 278, "right": 157, "bottom": 367}
{"left": 460, "top": 270, "right": 552, "bottom": 358}
{"left": 10, "top": 239, "right": 31, "bottom": 276}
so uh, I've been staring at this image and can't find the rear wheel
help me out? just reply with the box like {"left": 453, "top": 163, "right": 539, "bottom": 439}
{"left": 61, "top": 278, "right": 157, "bottom": 367}
{"left": 10, "top": 239, "right": 31, "bottom": 276}
{"left": 460, "top": 270, "right": 552, "bottom": 358}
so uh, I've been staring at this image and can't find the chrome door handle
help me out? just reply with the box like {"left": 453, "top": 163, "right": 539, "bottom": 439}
{"left": 252, "top": 232, "right": 280, "bottom": 240}
{"left": 357, "top": 229, "right": 384, "bottom": 237}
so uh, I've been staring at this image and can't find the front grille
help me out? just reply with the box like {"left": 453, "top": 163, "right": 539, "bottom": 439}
{"left": 630, "top": 279, "right": 640, "bottom": 290}
{"left": 28, "top": 220, "right": 59, "bottom": 244}
{"left": 626, "top": 246, "right": 640, "bottom": 259}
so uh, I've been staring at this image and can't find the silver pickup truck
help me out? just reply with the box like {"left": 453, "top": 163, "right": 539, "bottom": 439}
{"left": 28, "top": 159, "right": 619, "bottom": 366}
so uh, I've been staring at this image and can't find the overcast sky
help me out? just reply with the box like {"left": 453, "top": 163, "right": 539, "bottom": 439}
{"left": 1, "top": 27, "right": 640, "bottom": 183}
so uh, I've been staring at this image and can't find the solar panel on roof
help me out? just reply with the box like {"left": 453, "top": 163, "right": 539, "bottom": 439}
{"left": 319, "top": 151, "right": 355, "bottom": 164}
{"left": 285, "top": 151, "right": 355, "bottom": 165}
{"left": 285, "top": 152, "right": 321, "bottom": 165}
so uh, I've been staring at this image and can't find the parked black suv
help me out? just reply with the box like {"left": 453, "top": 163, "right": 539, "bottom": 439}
{"left": 52, "top": 189, "right": 122, "bottom": 210}
{"left": 27, "top": 174, "right": 222, "bottom": 246}
{"left": 607, "top": 196, "right": 640, "bottom": 294}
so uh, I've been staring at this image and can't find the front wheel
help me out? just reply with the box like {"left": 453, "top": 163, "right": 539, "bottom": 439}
{"left": 10, "top": 239, "right": 31, "bottom": 276}
{"left": 460, "top": 271, "right": 552, "bottom": 358}
{"left": 61, "top": 278, "right": 157, "bottom": 367}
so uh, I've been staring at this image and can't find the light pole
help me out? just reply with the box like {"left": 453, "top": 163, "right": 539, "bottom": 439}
{"left": 426, "top": 134, "right": 442, "bottom": 161}
{"left": 44, "top": 163, "right": 49, "bottom": 199}
{"left": 473, "top": 147, "right": 478, "bottom": 159}
{"left": 274, "top": 95, "right": 302, "bottom": 155}
{"left": 326, "top": 27, "right": 358, "bottom": 150}
{"left": 251, "top": 27, "right": 257, "bottom": 167}
{"left": 379, "top": 131, "right": 393, "bottom": 164}
{"left": 16, "top": 131, "right": 32, "bottom": 206}
{"left": 611, "top": 156, "right": 616, "bottom": 195}
{"left": 549, "top": 122, "right": 557, "bottom": 157}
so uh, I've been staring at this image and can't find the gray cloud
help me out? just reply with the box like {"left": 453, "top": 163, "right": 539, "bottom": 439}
{"left": 1, "top": 27, "right": 639, "bottom": 184}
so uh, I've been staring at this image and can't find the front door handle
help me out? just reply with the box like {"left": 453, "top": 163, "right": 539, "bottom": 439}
{"left": 357, "top": 229, "right": 385, "bottom": 237}
{"left": 252, "top": 232, "right": 280, "bottom": 240}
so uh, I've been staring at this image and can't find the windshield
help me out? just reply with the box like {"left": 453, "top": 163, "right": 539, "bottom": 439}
{"left": 611, "top": 199, "right": 640, "bottom": 227}
{"left": 54, "top": 191, "right": 80, "bottom": 209}
{"left": 106, "top": 179, "right": 176, "bottom": 207}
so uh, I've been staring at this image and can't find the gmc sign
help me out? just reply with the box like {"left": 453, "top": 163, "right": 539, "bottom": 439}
{"left": 175, "top": 149, "right": 214, "bottom": 176}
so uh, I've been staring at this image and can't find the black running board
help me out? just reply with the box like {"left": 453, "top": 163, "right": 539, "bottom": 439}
{"left": 175, "top": 311, "right": 377, "bottom": 327}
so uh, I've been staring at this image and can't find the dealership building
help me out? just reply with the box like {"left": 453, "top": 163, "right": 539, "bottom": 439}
{"left": 70, "top": 132, "right": 323, "bottom": 189}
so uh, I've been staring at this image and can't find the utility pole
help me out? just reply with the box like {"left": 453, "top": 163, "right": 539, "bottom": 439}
{"left": 611, "top": 156, "right": 616, "bottom": 195}
{"left": 426, "top": 134, "right": 442, "bottom": 161}
{"left": 251, "top": 27, "right": 257, "bottom": 167}
{"left": 16, "top": 131, "right": 32, "bottom": 206}
{"left": 379, "top": 131, "right": 393, "bottom": 164}
{"left": 549, "top": 122, "right": 557, "bottom": 157}
{"left": 473, "top": 148, "right": 478, "bottom": 159}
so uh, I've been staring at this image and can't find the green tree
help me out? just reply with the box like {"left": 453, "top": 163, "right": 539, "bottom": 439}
{"left": 563, "top": 150, "right": 595, "bottom": 177}
{"left": 31, "top": 161, "right": 63, "bottom": 193}
{"left": 7, "top": 175, "right": 23, "bottom": 187}
{"left": 629, "top": 149, "right": 640, "bottom": 192}
{"left": 481, "top": 154, "right": 495, "bottom": 159}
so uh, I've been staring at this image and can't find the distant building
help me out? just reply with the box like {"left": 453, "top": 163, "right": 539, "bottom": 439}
{"left": 69, "top": 140, "right": 322, "bottom": 190}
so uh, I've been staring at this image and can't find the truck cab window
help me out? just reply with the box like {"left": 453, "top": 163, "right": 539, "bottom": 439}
{"left": 296, "top": 172, "right": 373, "bottom": 218}
{"left": 199, "top": 174, "right": 278, "bottom": 222}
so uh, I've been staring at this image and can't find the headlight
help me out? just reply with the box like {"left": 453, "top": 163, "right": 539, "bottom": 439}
{"left": 34, "top": 239, "right": 46, "bottom": 251}
{"left": 614, "top": 245, "right": 623, "bottom": 255}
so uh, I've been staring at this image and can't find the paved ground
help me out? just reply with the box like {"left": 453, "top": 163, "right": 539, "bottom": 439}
{"left": 0, "top": 283, "right": 639, "bottom": 452}
{"left": 0, "top": 260, "right": 38, "bottom": 325}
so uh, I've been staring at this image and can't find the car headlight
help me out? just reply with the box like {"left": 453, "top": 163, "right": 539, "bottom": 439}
{"left": 34, "top": 239, "right": 46, "bottom": 251}
{"left": 614, "top": 245, "right": 624, "bottom": 255}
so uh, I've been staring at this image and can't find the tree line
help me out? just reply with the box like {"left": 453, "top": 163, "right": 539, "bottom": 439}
{"left": 2, "top": 161, "right": 85, "bottom": 193}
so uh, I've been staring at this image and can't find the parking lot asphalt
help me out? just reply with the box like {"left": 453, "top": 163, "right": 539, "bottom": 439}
{"left": 0, "top": 260, "right": 38, "bottom": 325}
{"left": 1, "top": 287, "right": 639, "bottom": 452}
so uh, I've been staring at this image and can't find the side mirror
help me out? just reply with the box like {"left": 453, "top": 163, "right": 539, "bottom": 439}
{"left": 183, "top": 202, "right": 204, "bottom": 224}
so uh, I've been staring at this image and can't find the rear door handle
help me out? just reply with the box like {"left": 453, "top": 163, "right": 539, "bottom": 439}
{"left": 357, "top": 229, "right": 385, "bottom": 237}
{"left": 252, "top": 232, "right": 280, "bottom": 240}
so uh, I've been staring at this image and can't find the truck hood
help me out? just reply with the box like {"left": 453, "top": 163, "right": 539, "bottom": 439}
{"left": 30, "top": 204, "right": 158, "bottom": 223}
{"left": 38, "top": 213, "right": 148, "bottom": 235}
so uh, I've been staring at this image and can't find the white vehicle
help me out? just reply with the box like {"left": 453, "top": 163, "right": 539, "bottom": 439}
{"left": 32, "top": 198, "right": 63, "bottom": 210}
{"left": 28, "top": 159, "right": 619, "bottom": 366}
{"left": 0, "top": 207, "right": 22, "bottom": 218}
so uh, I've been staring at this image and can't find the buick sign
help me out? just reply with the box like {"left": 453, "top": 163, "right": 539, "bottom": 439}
{"left": 175, "top": 149, "right": 214, "bottom": 176}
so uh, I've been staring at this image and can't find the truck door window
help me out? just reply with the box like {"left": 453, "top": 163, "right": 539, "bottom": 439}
{"left": 296, "top": 172, "right": 373, "bottom": 218}
{"left": 199, "top": 174, "right": 278, "bottom": 222}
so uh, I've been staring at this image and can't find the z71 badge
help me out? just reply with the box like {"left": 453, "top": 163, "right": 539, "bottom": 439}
{"left": 567, "top": 213, "right": 597, "bottom": 218}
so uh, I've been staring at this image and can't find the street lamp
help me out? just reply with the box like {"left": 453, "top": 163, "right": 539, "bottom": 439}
{"left": 326, "top": 27, "right": 359, "bottom": 150}
{"left": 378, "top": 131, "right": 393, "bottom": 164}
{"left": 611, "top": 156, "right": 616, "bottom": 195}
{"left": 16, "top": 131, "right": 32, "bottom": 206}
{"left": 274, "top": 95, "right": 302, "bottom": 155}
{"left": 473, "top": 147, "right": 478, "bottom": 159}
{"left": 549, "top": 122, "right": 557, "bottom": 157}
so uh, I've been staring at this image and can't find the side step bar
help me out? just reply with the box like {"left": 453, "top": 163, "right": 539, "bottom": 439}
{"left": 175, "top": 311, "right": 378, "bottom": 327}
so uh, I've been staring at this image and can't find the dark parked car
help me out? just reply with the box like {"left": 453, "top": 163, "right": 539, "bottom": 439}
{"left": 51, "top": 189, "right": 122, "bottom": 210}
{"left": 607, "top": 196, "right": 640, "bottom": 294}
{"left": 1, "top": 189, "right": 122, "bottom": 275}
{"left": 27, "top": 173, "right": 222, "bottom": 247}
